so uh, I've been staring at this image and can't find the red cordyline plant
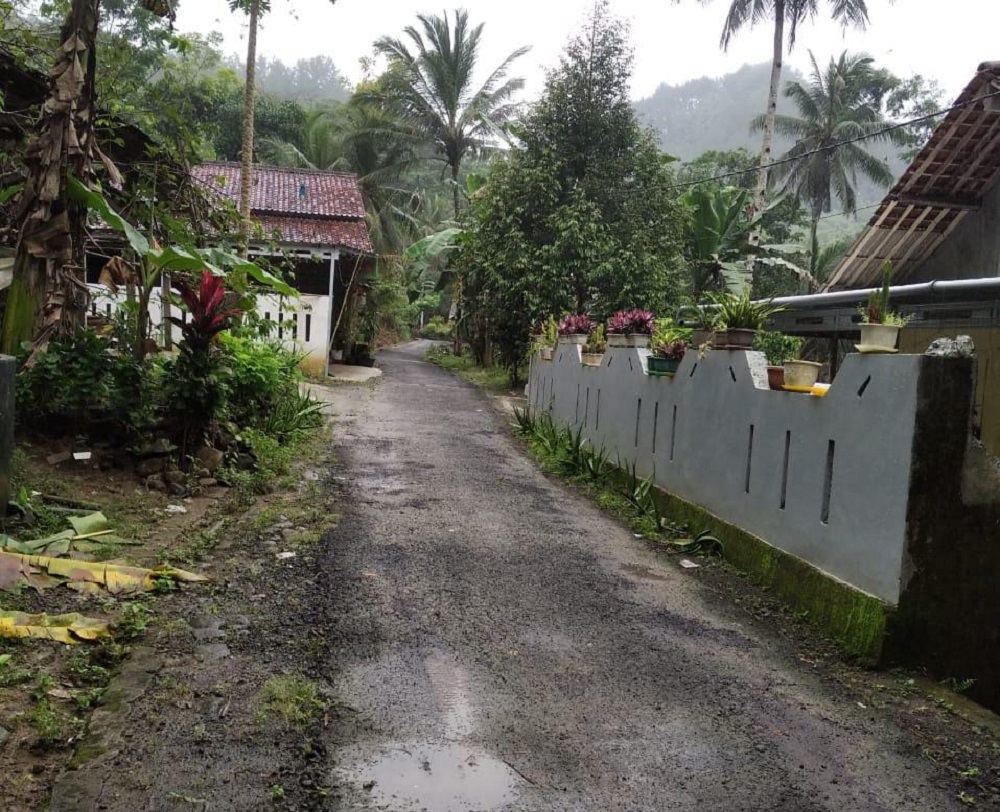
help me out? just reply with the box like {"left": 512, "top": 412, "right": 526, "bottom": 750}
{"left": 607, "top": 309, "right": 655, "bottom": 335}
{"left": 654, "top": 338, "right": 688, "bottom": 360}
{"left": 170, "top": 270, "right": 245, "bottom": 352}
{"left": 559, "top": 314, "right": 596, "bottom": 336}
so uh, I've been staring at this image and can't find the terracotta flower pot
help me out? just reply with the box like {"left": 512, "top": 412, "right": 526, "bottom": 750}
{"left": 712, "top": 329, "right": 729, "bottom": 349}
{"left": 767, "top": 365, "right": 785, "bottom": 390}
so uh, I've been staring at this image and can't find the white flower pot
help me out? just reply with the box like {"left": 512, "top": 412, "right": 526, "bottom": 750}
{"left": 783, "top": 359, "right": 821, "bottom": 389}
{"left": 859, "top": 323, "right": 900, "bottom": 353}
{"left": 607, "top": 333, "right": 629, "bottom": 348}
{"left": 581, "top": 353, "right": 604, "bottom": 367}
{"left": 540, "top": 347, "right": 554, "bottom": 361}
{"left": 626, "top": 334, "right": 650, "bottom": 348}
{"left": 559, "top": 334, "right": 588, "bottom": 346}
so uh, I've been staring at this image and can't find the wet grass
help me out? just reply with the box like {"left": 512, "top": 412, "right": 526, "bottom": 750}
{"left": 424, "top": 345, "right": 513, "bottom": 394}
{"left": 258, "top": 674, "right": 328, "bottom": 732}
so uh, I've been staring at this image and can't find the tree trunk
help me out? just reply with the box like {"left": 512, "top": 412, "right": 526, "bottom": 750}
{"left": 238, "top": 0, "right": 260, "bottom": 258}
{"left": 451, "top": 161, "right": 461, "bottom": 221}
{"left": 2, "top": 0, "right": 101, "bottom": 357}
{"left": 749, "top": 0, "right": 785, "bottom": 253}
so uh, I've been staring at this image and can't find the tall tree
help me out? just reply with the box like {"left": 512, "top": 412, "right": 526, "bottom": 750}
{"left": 461, "top": 0, "right": 685, "bottom": 381}
{"left": 1, "top": 0, "right": 174, "bottom": 356}
{"left": 227, "top": 0, "right": 337, "bottom": 253}
{"left": 373, "top": 9, "right": 528, "bottom": 219}
{"left": 756, "top": 52, "right": 906, "bottom": 258}
{"left": 712, "top": 0, "right": 873, "bottom": 237}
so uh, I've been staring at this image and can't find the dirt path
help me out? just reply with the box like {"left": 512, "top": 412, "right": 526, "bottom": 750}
{"left": 52, "top": 341, "right": 963, "bottom": 811}
{"left": 320, "top": 341, "right": 956, "bottom": 811}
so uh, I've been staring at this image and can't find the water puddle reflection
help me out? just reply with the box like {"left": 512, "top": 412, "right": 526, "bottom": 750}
{"left": 339, "top": 742, "right": 521, "bottom": 811}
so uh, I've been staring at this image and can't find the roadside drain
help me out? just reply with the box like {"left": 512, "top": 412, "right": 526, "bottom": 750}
{"left": 338, "top": 742, "right": 522, "bottom": 811}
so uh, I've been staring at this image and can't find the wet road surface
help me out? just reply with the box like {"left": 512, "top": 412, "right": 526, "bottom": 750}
{"left": 323, "top": 341, "right": 955, "bottom": 811}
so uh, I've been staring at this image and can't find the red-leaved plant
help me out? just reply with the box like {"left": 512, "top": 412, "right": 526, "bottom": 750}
{"left": 654, "top": 338, "right": 688, "bottom": 360}
{"left": 607, "top": 309, "right": 655, "bottom": 335}
{"left": 170, "top": 270, "right": 245, "bottom": 352}
{"left": 559, "top": 314, "right": 596, "bottom": 336}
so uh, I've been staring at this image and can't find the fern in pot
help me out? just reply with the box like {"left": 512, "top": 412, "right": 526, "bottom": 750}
{"left": 859, "top": 261, "right": 910, "bottom": 352}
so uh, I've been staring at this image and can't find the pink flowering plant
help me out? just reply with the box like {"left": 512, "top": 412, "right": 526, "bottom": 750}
{"left": 559, "top": 314, "right": 596, "bottom": 336}
{"left": 607, "top": 309, "right": 655, "bottom": 335}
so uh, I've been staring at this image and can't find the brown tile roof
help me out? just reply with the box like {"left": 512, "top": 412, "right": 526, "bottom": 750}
{"left": 825, "top": 62, "right": 1000, "bottom": 289}
{"left": 257, "top": 215, "right": 373, "bottom": 254}
{"left": 192, "top": 161, "right": 367, "bottom": 220}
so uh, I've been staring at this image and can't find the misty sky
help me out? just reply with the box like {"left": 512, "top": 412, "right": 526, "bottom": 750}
{"left": 175, "top": 0, "right": 998, "bottom": 104}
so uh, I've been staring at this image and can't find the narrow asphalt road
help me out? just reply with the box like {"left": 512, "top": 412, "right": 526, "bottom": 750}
{"left": 323, "top": 341, "right": 955, "bottom": 811}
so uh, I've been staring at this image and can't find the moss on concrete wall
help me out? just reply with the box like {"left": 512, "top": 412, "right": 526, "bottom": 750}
{"left": 647, "top": 485, "right": 891, "bottom": 661}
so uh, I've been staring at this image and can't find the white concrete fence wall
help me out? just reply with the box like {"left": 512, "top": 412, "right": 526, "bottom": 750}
{"left": 528, "top": 342, "right": 925, "bottom": 605}
{"left": 87, "top": 286, "right": 331, "bottom": 373}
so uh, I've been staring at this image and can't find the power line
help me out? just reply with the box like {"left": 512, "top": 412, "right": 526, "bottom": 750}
{"left": 664, "top": 86, "right": 1000, "bottom": 192}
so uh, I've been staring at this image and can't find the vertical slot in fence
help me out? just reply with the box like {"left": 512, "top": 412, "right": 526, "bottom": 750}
{"left": 821, "top": 440, "right": 835, "bottom": 524}
{"left": 744, "top": 425, "right": 755, "bottom": 494}
{"left": 669, "top": 405, "right": 677, "bottom": 462}
{"left": 780, "top": 430, "right": 790, "bottom": 510}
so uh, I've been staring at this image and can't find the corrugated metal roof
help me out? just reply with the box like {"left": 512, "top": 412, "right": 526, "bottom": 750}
{"left": 825, "top": 62, "right": 1000, "bottom": 290}
{"left": 192, "top": 161, "right": 367, "bottom": 220}
{"left": 257, "top": 215, "right": 373, "bottom": 254}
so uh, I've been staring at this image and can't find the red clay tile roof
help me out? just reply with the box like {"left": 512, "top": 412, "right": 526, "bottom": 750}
{"left": 192, "top": 161, "right": 366, "bottom": 219}
{"left": 257, "top": 215, "right": 373, "bottom": 254}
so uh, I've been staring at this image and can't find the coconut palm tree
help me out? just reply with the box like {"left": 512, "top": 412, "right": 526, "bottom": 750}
{"left": 754, "top": 51, "right": 906, "bottom": 256}
{"left": 228, "top": 0, "right": 337, "bottom": 253}
{"left": 259, "top": 102, "right": 427, "bottom": 255}
{"left": 373, "top": 9, "right": 528, "bottom": 219}
{"left": 714, "top": 0, "right": 874, "bottom": 229}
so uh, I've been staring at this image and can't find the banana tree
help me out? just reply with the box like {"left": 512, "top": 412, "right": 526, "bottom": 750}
{"left": 1, "top": 0, "right": 175, "bottom": 360}
{"left": 69, "top": 176, "right": 295, "bottom": 359}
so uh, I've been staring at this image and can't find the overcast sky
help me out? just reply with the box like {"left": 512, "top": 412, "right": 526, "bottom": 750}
{"left": 174, "top": 0, "right": 999, "bottom": 104}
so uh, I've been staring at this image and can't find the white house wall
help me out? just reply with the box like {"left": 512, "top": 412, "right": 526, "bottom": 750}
{"left": 87, "top": 286, "right": 331, "bottom": 374}
{"left": 528, "top": 344, "right": 921, "bottom": 604}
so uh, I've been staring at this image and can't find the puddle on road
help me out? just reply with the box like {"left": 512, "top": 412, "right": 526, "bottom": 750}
{"left": 339, "top": 743, "right": 522, "bottom": 811}
{"left": 620, "top": 563, "right": 669, "bottom": 582}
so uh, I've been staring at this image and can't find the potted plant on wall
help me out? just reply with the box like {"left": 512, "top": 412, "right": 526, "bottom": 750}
{"left": 534, "top": 316, "right": 558, "bottom": 361}
{"left": 559, "top": 314, "right": 595, "bottom": 345}
{"left": 648, "top": 337, "right": 688, "bottom": 376}
{"left": 859, "top": 261, "right": 909, "bottom": 353}
{"left": 608, "top": 309, "right": 655, "bottom": 348}
{"left": 683, "top": 302, "right": 725, "bottom": 349}
{"left": 753, "top": 331, "right": 804, "bottom": 390}
{"left": 711, "top": 288, "right": 784, "bottom": 349}
{"left": 582, "top": 324, "right": 607, "bottom": 367}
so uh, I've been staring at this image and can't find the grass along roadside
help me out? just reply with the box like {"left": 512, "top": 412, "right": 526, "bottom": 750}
{"left": 424, "top": 344, "right": 516, "bottom": 395}
{"left": 0, "top": 412, "right": 335, "bottom": 810}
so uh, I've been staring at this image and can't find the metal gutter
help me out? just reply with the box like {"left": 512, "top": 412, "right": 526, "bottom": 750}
{"left": 771, "top": 278, "right": 1000, "bottom": 310}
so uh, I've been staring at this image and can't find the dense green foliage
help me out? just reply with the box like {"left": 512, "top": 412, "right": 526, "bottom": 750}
{"left": 460, "top": 1, "right": 685, "bottom": 382}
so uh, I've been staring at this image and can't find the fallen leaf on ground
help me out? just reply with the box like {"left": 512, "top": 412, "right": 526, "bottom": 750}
{"left": 0, "top": 551, "right": 208, "bottom": 595}
{"left": 69, "top": 512, "right": 111, "bottom": 536}
{"left": 0, "top": 611, "right": 110, "bottom": 644}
